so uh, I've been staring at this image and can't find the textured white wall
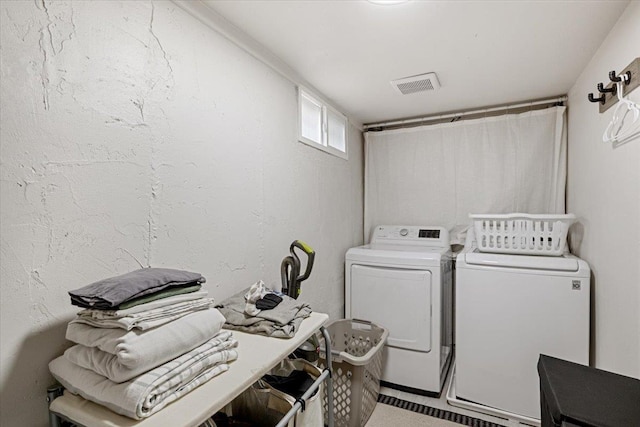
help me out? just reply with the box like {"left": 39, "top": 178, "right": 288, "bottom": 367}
{"left": 567, "top": 1, "right": 640, "bottom": 378}
{"left": 0, "top": 1, "right": 363, "bottom": 425}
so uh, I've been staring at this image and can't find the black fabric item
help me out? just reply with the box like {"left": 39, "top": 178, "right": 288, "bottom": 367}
{"left": 262, "top": 370, "right": 316, "bottom": 399}
{"left": 255, "top": 293, "right": 283, "bottom": 310}
{"left": 207, "top": 412, "right": 253, "bottom": 427}
{"left": 264, "top": 293, "right": 283, "bottom": 303}
{"left": 538, "top": 354, "right": 640, "bottom": 427}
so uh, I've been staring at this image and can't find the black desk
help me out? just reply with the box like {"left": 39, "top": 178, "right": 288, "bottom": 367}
{"left": 538, "top": 354, "right": 640, "bottom": 427}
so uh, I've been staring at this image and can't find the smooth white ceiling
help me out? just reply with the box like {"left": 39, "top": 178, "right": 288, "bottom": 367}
{"left": 202, "top": 0, "right": 630, "bottom": 124}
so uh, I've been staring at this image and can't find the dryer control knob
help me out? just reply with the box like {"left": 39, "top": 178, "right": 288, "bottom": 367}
{"left": 400, "top": 228, "right": 409, "bottom": 236}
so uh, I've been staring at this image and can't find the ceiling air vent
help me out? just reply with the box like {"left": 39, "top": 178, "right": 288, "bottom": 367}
{"left": 391, "top": 72, "right": 440, "bottom": 95}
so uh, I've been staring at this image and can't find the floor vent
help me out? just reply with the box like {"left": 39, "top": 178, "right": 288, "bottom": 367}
{"left": 377, "top": 394, "right": 507, "bottom": 427}
{"left": 391, "top": 72, "right": 440, "bottom": 95}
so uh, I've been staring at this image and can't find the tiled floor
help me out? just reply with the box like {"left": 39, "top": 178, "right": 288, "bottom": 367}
{"left": 376, "top": 367, "right": 533, "bottom": 427}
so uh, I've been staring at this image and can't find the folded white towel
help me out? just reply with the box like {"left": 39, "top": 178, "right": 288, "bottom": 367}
{"left": 74, "top": 296, "right": 215, "bottom": 330}
{"left": 65, "top": 331, "right": 236, "bottom": 383}
{"left": 66, "top": 308, "right": 225, "bottom": 368}
{"left": 49, "top": 335, "right": 238, "bottom": 420}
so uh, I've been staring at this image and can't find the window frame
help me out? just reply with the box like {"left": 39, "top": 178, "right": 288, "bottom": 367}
{"left": 297, "top": 87, "right": 349, "bottom": 160}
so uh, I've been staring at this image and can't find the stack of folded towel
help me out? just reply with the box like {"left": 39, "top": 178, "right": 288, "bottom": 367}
{"left": 49, "top": 268, "right": 238, "bottom": 420}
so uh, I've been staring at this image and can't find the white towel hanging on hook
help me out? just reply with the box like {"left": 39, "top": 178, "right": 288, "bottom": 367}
{"left": 603, "top": 74, "right": 640, "bottom": 143}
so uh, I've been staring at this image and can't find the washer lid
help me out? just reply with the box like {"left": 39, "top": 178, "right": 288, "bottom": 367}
{"left": 463, "top": 250, "right": 580, "bottom": 272}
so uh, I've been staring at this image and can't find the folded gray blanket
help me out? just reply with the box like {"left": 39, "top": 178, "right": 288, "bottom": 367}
{"left": 216, "top": 287, "right": 311, "bottom": 338}
{"left": 69, "top": 268, "right": 205, "bottom": 309}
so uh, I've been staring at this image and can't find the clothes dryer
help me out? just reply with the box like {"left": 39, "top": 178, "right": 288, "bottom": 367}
{"left": 345, "top": 225, "right": 453, "bottom": 396}
{"left": 450, "top": 231, "right": 590, "bottom": 422}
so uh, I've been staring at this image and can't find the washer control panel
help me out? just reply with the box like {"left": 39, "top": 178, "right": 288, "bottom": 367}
{"left": 371, "top": 226, "right": 449, "bottom": 247}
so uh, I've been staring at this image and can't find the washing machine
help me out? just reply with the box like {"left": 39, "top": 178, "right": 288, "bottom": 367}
{"left": 449, "top": 231, "right": 590, "bottom": 423}
{"left": 345, "top": 225, "right": 453, "bottom": 396}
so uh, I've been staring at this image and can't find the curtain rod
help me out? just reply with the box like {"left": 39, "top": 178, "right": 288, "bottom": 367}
{"left": 364, "top": 95, "right": 567, "bottom": 131}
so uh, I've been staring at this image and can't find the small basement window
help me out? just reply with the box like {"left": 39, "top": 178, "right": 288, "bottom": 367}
{"left": 298, "top": 87, "right": 348, "bottom": 159}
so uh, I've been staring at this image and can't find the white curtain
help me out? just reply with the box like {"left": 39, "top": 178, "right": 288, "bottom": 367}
{"left": 364, "top": 106, "right": 567, "bottom": 241}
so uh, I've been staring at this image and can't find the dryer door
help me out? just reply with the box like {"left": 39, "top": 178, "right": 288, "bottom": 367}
{"left": 350, "top": 264, "right": 432, "bottom": 352}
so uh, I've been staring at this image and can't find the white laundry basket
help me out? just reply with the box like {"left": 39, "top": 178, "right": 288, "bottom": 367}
{"left": 471, "top": 213, "right": 576, "bottom": 256}
{"left": 318, "top": 319, "right": 388, "bottom": 427}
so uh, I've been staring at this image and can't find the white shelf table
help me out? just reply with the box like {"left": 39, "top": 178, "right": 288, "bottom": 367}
{"left": 48, "top": 312, "right": 332, "bottom": 427}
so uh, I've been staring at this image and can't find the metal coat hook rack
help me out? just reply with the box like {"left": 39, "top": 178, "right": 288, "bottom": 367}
{"left": 588, "top": 92, "right": 605, "bottom": 105}
{"left": 609, "top": 70, "right": 631, "bottom": 83}
{"left": 588, "top": 58, "right": 639, "bottom": 113}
